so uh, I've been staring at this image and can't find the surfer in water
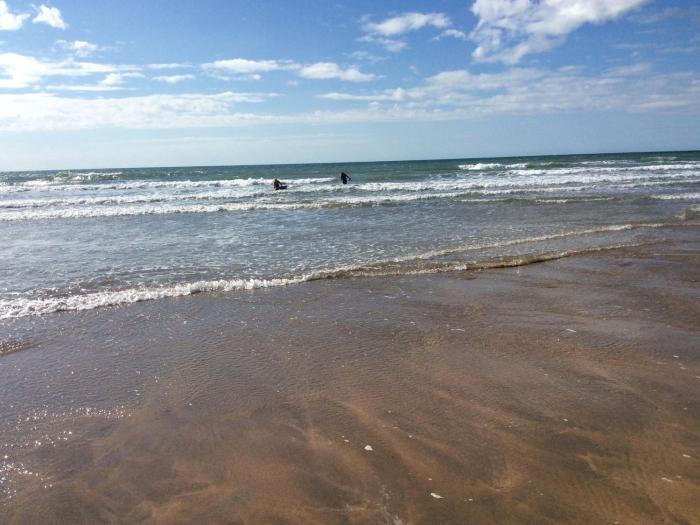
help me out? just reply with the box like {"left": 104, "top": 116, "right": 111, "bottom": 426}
{"left": 340, "top": 171, "right": 351, "bottom": 185}
{"left": 273, "top": 178, "right": 287, "bottom": 190}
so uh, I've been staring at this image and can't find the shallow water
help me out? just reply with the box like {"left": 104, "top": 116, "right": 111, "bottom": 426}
{"left": 0, "top": 242, "right": 698, "bottom": 523}
{"left": 1, "top": 151, "right": 699, "bottom": 318}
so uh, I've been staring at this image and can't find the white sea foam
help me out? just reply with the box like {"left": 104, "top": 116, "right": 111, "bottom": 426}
{"left": 65, "top": 171, "right": 124, "bottom": 181}
{"left": 2, "top": 175, "right": 699, "bottom": 219}
{"left": 646, "top": 193, "right": 700, "bottom": 200}
{"left": 0, "top": 176, "right": 335, "bottom": 194}
{"left": 0, "top": 201, "right": 307, "bottom": 220}
{"left": 384, "top": 222, "right": 674, "bottom": 264}
{"left": 0, "top": 189, "right": 272, "bottom": 208}
{"left": 0, "top": 192, "right": 477, "bottom": 220}
{"left": 458, "top": 162, "right": 528, "bottom": 170}
{"left": 507, "top": 162, "right": 699, "bottom": 176}
{"left": 0, "top": 221, "right": 681, "bottom": 319}
{"left": 460, "top": 196, "right": 618, "bottom": 205}
{"left": 457, "top": 161, "right": 699, "bottom": 172}
{"left": 3, "top": 175, "right": 695, "bottom": 210}
{"left": 2, "top": 164, "right": 697, "bottom": 201}
{"left": 0, "top": 276, "right": 313, "bottom": 319}
{"left": 356, "top": 172, "right": 698, "bottom": 193}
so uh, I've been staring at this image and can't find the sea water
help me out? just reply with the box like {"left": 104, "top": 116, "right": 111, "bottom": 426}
{"left": 1, "top": 151, "right": 699, "bottom": 319}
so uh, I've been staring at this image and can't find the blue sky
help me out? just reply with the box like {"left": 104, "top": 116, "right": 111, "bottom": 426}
{"left": 0, "top": 0, "right": 699, "bottom": 170}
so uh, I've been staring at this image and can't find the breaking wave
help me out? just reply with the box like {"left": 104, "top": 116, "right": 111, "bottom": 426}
{"left": 0, "top": 221, "right": 688, "bottom": 320}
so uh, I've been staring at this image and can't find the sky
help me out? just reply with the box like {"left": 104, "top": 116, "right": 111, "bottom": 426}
{"left": 0, "top": 0, "right": 699, "bottom": 170}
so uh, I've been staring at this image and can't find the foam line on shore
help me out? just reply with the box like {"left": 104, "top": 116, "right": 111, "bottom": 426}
{"left": 1, "top": 221, "right": 692, "bottom": 320}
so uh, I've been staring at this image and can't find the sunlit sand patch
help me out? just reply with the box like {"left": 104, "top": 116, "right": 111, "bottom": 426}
{"left": 0, "top": 241, "right": 698, "bottom": 523}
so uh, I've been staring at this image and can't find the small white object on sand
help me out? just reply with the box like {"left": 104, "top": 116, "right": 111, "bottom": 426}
{"left": 364, "top": 445, "right": 373, "bottom": 451}
{"left": 430, "top": 492, "right": 443, "bottom": 499}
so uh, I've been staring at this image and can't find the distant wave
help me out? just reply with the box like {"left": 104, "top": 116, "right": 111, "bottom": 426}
{"left": 458, "top": 162, "right": 528, "bottom": 170}
{"left": 0, "top": 176, "right": 335, "bottom": 193}
{"left": 2, "top": 181, "right": 699, "bottom": 220}
{"left": 460, "top": 196, "right": 618, "bottom": 205}
{"left": 0, "top": 221, "right": 688, "bottom": 319}
{"left": 2, "top": 165, "right": 696, "bottom": 197}
{"left": 643, "top": 193, "right": 700, "bottom": 201}
{"left": 457, "top": 161, "right": 699, "bottom": 173}
{"left": 20, "top": 171, "right": 125, "bottom": 185}
{"left": 505, "top": 163, "right": 699, "bottom": 177}
{"left": 0, "top": 192, "right": 479, "bottom": 220}
{"left": 3, "top": 175, "right": 696, "bottom": 210}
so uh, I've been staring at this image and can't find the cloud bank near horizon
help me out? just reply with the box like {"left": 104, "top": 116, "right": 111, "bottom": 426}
{"left": 0, "top": 0, "right": 698, "bottom": 168}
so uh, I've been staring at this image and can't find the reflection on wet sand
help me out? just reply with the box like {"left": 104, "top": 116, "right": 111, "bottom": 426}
{"left": 1, "top": 241, "right": 699, "bottom": 524}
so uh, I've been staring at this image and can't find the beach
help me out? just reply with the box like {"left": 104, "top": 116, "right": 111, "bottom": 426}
{"left": 2, "top": 0, "right": 699, "bottom": 521}
{"left": 2, "top": 238, "right": 699, "bottom": 524}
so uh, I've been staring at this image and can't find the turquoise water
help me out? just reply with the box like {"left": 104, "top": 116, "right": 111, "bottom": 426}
{"left": 1, "top": 151, "right": 699, "bottom": 319}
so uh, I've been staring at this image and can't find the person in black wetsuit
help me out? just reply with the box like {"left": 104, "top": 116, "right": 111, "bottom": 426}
{"left": 273, "top": 178, "right": 286, "bottom": 190}
{"left": 340, "top": 171, "right": 351, "bottom": 184}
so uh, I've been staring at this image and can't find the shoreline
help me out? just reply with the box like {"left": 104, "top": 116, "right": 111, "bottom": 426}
{"left": 1, "top": 240, "right": 699, "bottom": 523}
{"left": 3, "top": 221, "right": 699, "bottom": 321}
{"left": 4, "top": 148, "right": 697, "bottom": 175}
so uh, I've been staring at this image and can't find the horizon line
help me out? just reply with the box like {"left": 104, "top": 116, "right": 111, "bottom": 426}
{"left": 2, "top": 148, "right": 698, "bottom": 174}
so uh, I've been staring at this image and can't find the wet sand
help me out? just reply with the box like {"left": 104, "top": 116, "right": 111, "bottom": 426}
{"left": 1, "top": 240, "right": 699, "bottom": 524}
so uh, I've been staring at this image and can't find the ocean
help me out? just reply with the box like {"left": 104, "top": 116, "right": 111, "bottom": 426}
{"left": 1, "top": 151, "right": 699, "bottom": 320}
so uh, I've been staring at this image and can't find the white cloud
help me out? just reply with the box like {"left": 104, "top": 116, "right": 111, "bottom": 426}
{"left": 204, "top": 58, "right": 283, "bottom": 74}
{"left": 55, "top": 40, "right": 100, "bottom": 57}
{"left": 32, "top": 4, "right": 66, "bottom": 29}
{"left": 153, "top": 74, "right": 195, "bottom": 84}
{"left": 202, "top": 58, "right": 299, "bottom": 80}
{"left": 361, "top": 12, "right": 453, "bottom": 52}
{"left": 364, "top": 12, "right": 450, "bottom": 36}
{"left": 470, "top": 0, "right": 649, "bottom": 64}
{"left": 0, "top": 0, "right": 28, "bottom": 30}
{"left": 45, "top": 83, "right": 125, "bottom": 92}
{"left": 0, "top": 59, "right": 697, "bottom": 133}
{"left": 0, "top": 91, "right": 280, "bottom": 131}
{"left": 0, "top": 65, "right": 697, "bottom": 133}
{"left": 299, "top": 62, "right": 376, "bottom": 82}
{"left": 316, "top": 64, "right": 700, "bottom": 116}
{"left": 358, "top": 34, "right": 407, "bottom": 53}
{"left": 320, "top": 88, "right": 409, "bottom": 102}
{"left": 434, "top": 29, "right": 468, "bottom": 41}
{"left": 0, "top": 52, "right": 139, "bottom": 88}
{"left": 147, "top": 63, "right": 193, "bottom": 70}
{"left": 203, "top": 58, "right": 375, "bottom": 82}
{"left": 347, "top": 50, "right": 387, "bottom": 64}
{"left": 48, "top": 72, "right": 143, "bottom": 91}
{"left": 99, "top": 72, "right": 127, "bottom": 87}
